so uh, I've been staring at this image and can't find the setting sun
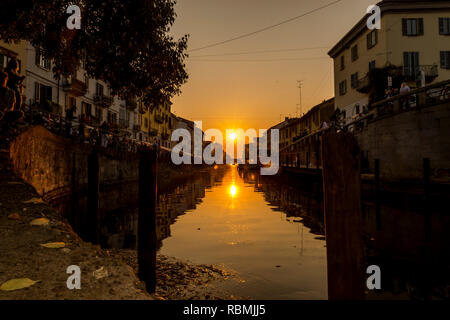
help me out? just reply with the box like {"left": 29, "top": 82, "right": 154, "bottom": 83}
{"left": 229, "top": 132, "right": 237, "bottom": 141}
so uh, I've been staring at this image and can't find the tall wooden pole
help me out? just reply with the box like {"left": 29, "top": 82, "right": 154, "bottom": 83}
{"left": 321, "top": 132, "right": 365, "bottom": 300}
{"left": 138, "top": 149, "right": 158, "bottom": 293}
{"left": 87, "top": 151, "right": 100, "bottom": 244}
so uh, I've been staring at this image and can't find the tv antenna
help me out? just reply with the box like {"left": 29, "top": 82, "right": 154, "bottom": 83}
{"left": 297, "top": 80, "right": 304, "bottom": 117}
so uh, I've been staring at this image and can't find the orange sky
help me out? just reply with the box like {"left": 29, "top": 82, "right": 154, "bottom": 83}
{"left": 170, "top": 0, "right": 376, "bottom": 134}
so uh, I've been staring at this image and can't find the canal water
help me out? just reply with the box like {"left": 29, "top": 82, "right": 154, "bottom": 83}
{"left": 99, "top": 164, "right": 450, "bottom": 300}
{"left": 158, "top": 165, "right": 327, "bottom": 300}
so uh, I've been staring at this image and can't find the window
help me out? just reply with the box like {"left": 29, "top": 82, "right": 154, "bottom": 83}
{"left": 403, "top": 52, "right": 420, "bottom": 77}
{"left": 340, "top": 55, "right": 345, "bottom": 70}
{"left": 95, "top": 82, "right": 104, "bottom": 96}
{"left": 35, "top": 48, "right": 50, "bottom": 70}
{"left": 66, "top": 96, "right": 76, "bottom": 111}
{"left": 144, "top": 118, "right": 149, "bottom": 129}
{"left": 81, "top": 102, "right": 92, "bottom": 116}
{"left": 339, "top": 80, "right": 347, "bottom": 96}
{"left": 441, "top": 51, "right": 450, "bottom": 69}
{"left": 367, "top": 30, "right": 378, "bottom": 49}
{"left": 351, "top": 45, "right": 358, "bottom": 62}
{"left": 95, "top": 107, "right": 103, "bottom": 121}
{"left": 34, "top": 82, "right": 52, "bottom": 103}
{"left": 351, "top": 73, "right": 359, "bottom": 88}
{"left": 107, "top": 111, "right": 117, "bottom": 124}
{"left": 402, "top": 18, "right": 424, "bottom": 36}
{"left": 0, "top": 54, "right": 21, "bottom": 72}
{"left": 439, "top": 18, "right": 450, "bottom": 35}
{"left": 369, "top": 60, "right": 376, "bottom": 71}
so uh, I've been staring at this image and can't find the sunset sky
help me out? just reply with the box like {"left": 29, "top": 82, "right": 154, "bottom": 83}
{"left": 170, "top": 0, "right": 376, "bottom": 133}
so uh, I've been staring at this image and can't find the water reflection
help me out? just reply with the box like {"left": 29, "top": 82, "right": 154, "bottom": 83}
{"left": 99, "top": 164, "right": 449, "bottom": 300}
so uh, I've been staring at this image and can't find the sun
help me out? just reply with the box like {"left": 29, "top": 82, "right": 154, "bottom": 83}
{"left": 229, "top": 132, "right": 237, "bottom": 141}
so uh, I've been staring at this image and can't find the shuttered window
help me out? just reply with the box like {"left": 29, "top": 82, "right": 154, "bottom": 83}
{"left": 403, "top": 52, "right": 420, "bottom": 77}
{"left": 439, "top": 18, "right": 450, "bottom": 35}
{"left": 34, "top": 82, "right": 52, "bottom": 103}
{"left": 35, "top": 48, "right": 50, "bottom": 70}
{"left": 339, "top": 80, "right": 347, "bottom": 96}
{"left": 351, "top": 73, "right": 359, "bottom": 88}
{"left": 367, "top": 30, "right": 378, "bottom": 49}
{"left": 351, "top": 45, "right": 358, "bottom": 62}
{"left": 441, "top": 51, "right": 450, "bottom": 69}
{"left": 402, "top": 18, "right": 424, "bottom": 36}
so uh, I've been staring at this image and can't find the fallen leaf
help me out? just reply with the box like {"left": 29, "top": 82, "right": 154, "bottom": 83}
{"left": 93, "top": 267, "right": 108, "bottom": 280}
{"left": 23, "top": 198, "right": 44, "bottom": 204}
{"left": 30, "top": 218, "right": 49, "bottom": 226}
{"left": 40, "top": 242, "right": 65, "bottom": 249}
{"left": 8, "top": 213, "right": 21, "bottom": 220}
{"left": 0, "top": 278, "right": 39, "bottom": 291}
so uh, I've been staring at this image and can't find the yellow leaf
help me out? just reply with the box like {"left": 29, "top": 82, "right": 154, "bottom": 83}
{"left": 0, "top": 278, "right": 39, "bottom": 291}
{"left": 30, "top": 218, "right": 50, "bottom": 226}
{"left": 40, "top": 242, "right": 65, "bottom": 249}
{"left": 23, "top": 198, "right": 44, "bottom": 204}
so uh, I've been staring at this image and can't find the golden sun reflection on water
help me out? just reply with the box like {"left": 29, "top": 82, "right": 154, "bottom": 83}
{"left": 229, "top": 185, "right": 238, "bottom": 198}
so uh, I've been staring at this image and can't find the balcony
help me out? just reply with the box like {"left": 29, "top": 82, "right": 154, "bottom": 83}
{"left": 133, "top": 124, "right": 141, "bottom": 131}
{"left": 149, "top": 128, "right": 158, "bottom": 136}
{"left": 62, "top": 77, "right": 87, "bottom": 97}
{"left": 94, "top": 95, "right": 113, "bottom": 108}
{"left": 355, "top": 75, "right": 371, "bottom": 93}
{"left": 403, "top": 65, "right": 438, "bottom": 83}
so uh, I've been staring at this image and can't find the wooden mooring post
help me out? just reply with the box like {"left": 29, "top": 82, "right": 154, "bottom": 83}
{"left": 374, "top": 159, "right": 381, "bottom": 230}
{"left": 321, "top": 132, "right": 365, "bottom": 300}
{"left": 87, "top": 151, "right": 100, "bottom": 244}
{"left": 138, "top": 149, "right": 158, "bottom": 293}
{"left": 423, "top": 158, "right": 431, "bottom": 241}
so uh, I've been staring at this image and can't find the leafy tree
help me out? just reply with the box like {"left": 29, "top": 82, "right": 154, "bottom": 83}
{"left": 0, "top": 0, "right": 188, "bottom": 105}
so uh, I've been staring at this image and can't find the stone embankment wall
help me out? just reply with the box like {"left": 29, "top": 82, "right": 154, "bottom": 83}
{"left": 8, "top": 126, "right": 141, "bottom": 238}
{"left": 355, "top": 100, "right": 450, "bottom": 182}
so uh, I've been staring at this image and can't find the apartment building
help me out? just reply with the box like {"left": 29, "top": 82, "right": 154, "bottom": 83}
{"left": 0, "top": 40, "right": 27, "bottom": 90}
{"left": 0, "top": 41, "right": 143, "bottom": 136}
{"left": 328, "top": 0, "right": 450, "bottom": 123}
{"left": 144, "top": 99, "right": 175, "bottom": 147}
{"left": 277, "top": 98, "right": 335, "bottom": 150}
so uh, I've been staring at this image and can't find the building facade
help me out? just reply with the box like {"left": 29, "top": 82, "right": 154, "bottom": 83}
{"left": 328, "top": 0, "right": 450, "bottom": 123}
{"left": 0, "top": 41, "right": 165, "bottom": 141}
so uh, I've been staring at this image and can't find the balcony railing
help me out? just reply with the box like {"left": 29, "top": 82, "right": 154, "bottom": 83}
{"left": 403, "top": 65, "right": 438, "bottom": 82}
{"left": 149, "top": 128, "right": 158, "bottom": 136}
{"left": 355, "top": 75, "right": 371, "bottom": 93}
{"left": 161, "top": 132, "right": 170, "bottom": 140}
{"left": 93, "top": 95, "right": 113, "bottom": 108}
{"left": 62, "top": 77, "right": 87, "bottom": 97}
{"left": 133, "top": 124, "right": 141, "bottom": 131}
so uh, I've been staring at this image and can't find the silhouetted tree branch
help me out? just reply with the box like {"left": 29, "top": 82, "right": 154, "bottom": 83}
{"left": 0, "top": 0, "right": 189, "bottom": 105}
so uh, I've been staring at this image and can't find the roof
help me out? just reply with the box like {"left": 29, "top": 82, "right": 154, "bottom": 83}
{"left": 328, "top": 0, "right": 450, "bottom": 58}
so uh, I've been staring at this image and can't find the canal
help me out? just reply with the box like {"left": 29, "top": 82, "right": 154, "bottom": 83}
{"left": 99, "top": 164, "right": 449, "bottom": 300}
{"left": 158, "top": 165, "right": 327, "bottom": 300}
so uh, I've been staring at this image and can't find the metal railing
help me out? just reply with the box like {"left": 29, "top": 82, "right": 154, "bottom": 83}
{"left": 344, "top": 79, "right": 450, "bottom": 131}
{"left": 21, "top": 103, "right": 157, "bottom": 154}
